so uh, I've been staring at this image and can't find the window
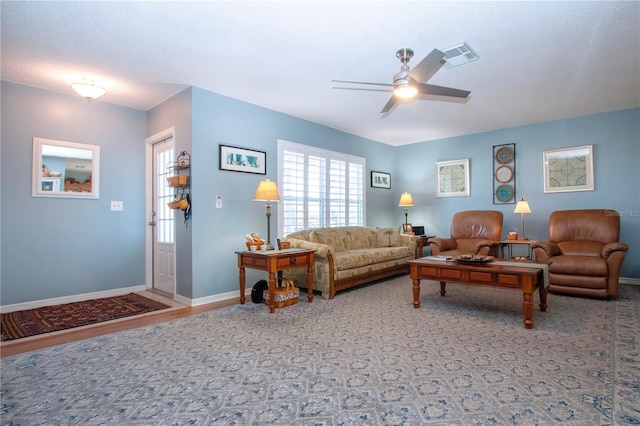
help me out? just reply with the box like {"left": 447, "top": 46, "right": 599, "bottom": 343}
{"left": 277, "top": 140, "right": 365, "bottom": 236}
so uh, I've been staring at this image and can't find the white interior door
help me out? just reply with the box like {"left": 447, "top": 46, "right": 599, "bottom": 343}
{"left": 152, "top": 138, "right": 175, "bottom": 295}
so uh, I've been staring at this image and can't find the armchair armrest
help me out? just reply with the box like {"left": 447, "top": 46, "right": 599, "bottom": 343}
{"left": 530, "top": 241, "right": 560, "bottom": 261}
{"left": 429, "top": 237, "right": 456, "bottom": 254}
{"left": 475, "top": 239, "right": 499, "bottom": 250}
{"left": 602, "top": 242, "right": 629, "bottom": 259}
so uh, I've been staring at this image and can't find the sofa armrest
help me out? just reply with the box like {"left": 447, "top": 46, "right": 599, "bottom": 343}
{"left": 399, "top": 234, "right": 421, "bottom": 258}
{"left": 429, "top": 237, "right": 456, "bottom": 254}
{"left": 283, "top": 238, "right": 333, "bottom": 259}
{"left": 602, "top": 242, "right": 629, "bottom": 259}
{"left": 530, "top": 241, "right": 560, "bottom": 261}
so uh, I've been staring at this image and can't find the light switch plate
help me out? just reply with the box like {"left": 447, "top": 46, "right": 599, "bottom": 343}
{"left": 216, "top": 196, "right": 222, "bottom": 209}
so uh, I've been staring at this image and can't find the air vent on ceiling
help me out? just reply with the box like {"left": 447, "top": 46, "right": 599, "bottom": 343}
{"left": 442, "top": 42, "right": 479, "bottom": 69}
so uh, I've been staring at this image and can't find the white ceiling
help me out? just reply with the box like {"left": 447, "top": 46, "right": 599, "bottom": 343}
{"left": 2, "top": 1, "right": 639, "bottom": 146}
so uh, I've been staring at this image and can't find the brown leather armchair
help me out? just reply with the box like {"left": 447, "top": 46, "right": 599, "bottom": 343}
{"left": 429, "top": 210, "right": 503, "bottom": 257}
{"left": 531, "top": 209, "right": 628, "bottom": 298}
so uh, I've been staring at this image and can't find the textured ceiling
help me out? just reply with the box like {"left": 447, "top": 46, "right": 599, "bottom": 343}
{"left": 2, "top": 1, "right": 639, "bottom": 146}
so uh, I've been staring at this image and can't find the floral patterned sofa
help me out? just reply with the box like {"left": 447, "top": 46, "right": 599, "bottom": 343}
{"left": 283, "top": 226, "right": 421, "bottom": 299}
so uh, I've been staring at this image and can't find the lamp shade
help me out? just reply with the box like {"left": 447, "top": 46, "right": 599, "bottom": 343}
{"left": 69, "top": 81, "right": 107, "bottom": 101}
{"left": 253, "top": 178, "right": 281, "bottom": 202}
{"left": 398, "top": 192, "right": 414, "bottom": 207}
{"left": 514, "top": 198, "right": 531, "bottom": 214}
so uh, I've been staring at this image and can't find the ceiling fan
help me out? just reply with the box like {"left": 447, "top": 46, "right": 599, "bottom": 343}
{"left": 333, "top": 48, "right": 471, "bottom": 114}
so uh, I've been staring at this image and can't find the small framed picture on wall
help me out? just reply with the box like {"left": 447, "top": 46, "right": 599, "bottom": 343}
{"left": 371, "top": 171, "right": 391, "bottom": 189}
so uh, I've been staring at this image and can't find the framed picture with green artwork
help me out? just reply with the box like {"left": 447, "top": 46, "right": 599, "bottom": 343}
{"left": 436, "top": 159, "right": 470, "bottom": 197}
{"left": 543, "top": 145, "right": 594, "bottom": 193}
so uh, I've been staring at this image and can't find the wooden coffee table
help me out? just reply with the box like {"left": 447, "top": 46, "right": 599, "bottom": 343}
{"left": 409, "top": 258, "right": 548, "bottom": 329}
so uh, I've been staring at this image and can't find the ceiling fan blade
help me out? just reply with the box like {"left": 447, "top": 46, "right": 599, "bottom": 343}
{"left": 380, "top": 96, "right": 398, "bottom": 114}
{"left": 417, "top": 83, "right": 470, "bottom": 99}
{"left": 333, "top": 87, "right": 392, "bottom": 93}
{"left": 332, "top": 79, "right": 393, "bottom": 87}
{"left": 409, "top": 49, "right": 446, "bottom": 83}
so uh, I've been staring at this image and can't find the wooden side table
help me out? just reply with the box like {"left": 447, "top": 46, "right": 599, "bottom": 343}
{"left": 417, "top": 235, "right": 436, "bottom": 257}
{"left": 236, "top": 248, "right": 315, "bottom": 313}
{"left": 500, "top": 240, "right": 532, "bottom": 260}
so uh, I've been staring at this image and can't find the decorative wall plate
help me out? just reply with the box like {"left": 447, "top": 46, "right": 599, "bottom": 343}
{"left": 495, "top": 165, "right": 514, "bottom": 183}
{"left": 495, "top": 146, "right": 514, "bottom": 164}
{"left": 495, "top": 184, "right": 514, "bottom": 202}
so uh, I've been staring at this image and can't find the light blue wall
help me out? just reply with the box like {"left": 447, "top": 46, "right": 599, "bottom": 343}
{"left": 395, "top": 108, "right": 640, "bottom": 278}
{"left": 1, "top": 82, "right": 147, "bottom": 304}
{"left": 186, "top": 87, "right": 397, "bottom": 299}
{"left": 147, "top": 87, "right": 194, "bottom": 299}
{"left": 2, "top": 81, "right": 638, "bottom": 306}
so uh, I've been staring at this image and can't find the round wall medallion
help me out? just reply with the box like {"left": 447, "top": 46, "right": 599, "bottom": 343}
{"left": 495, "top": 146, "right": 514, "bottom": 164}
{"left": 495, "top": 165, "right": 514, "bottom": 183}
{"left": 496, "top": 184, "right": 514, "bottom": 202}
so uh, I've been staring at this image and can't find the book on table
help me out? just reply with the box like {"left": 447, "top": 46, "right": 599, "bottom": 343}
{"left": 423, "top": 255, "right": 452, "bottom": 261}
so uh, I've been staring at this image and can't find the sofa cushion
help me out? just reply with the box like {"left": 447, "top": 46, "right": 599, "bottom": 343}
{"left": 376, "top": 226, "right": 401, "bottom": 247}
{"left": 310, "top": 227, "right": 376, "bottom": 252}
{"left": 285, "top": 230, "right": 313, "bottom": 241}
{"left": 333, "top": 247, "right": 413, "bottom": 271}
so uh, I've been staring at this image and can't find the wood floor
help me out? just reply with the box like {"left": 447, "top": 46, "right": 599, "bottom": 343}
{"left": 1, "top": 292, "right": 237, "bottom": 358}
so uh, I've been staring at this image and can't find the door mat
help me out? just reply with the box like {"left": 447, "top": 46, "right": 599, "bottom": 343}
{"left": 1, "top": 293, "right": 170, "bottom": 341}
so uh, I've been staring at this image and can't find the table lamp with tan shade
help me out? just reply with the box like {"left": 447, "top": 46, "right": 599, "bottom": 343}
{"left": 398, "top": 192, "right": 414, "bottom": 232}
{"left": 253, "top": 178, "right": 281, "bottom": 250}
{"left": 514, "top": 198, "right": 532, "bottom": 240}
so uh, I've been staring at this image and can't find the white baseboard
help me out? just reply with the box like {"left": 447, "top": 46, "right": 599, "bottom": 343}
{"left": 0, "top": 285, "right": 147, "bottom": 313}
{"left": 182, "top": 288, "right": 251, "bottom": 307}
{"left": 620, "top": 277, "right": 640, "bottom": 286}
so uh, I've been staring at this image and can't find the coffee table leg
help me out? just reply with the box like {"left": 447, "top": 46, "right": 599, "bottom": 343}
{"left": 539, "top": 286, "right": 548, "bottom": 312}
{"left": 523, "top": 291, "right": 534, "bottom": 329}
{"left": 440, "top": 281, "right": 447, "bottom": 296}
{"left": 412, "top": 278, "right": 421, "bottom": 308}
{"left": 307, "top": 263, "right": 314, "bottom": 303}
{"left": 239, "top": 266, "right": 246, "bottom": 304}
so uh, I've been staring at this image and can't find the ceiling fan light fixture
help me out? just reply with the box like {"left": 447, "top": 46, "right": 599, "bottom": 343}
{"left": 69, "top": 80, "right": 107, "bottom": 101}
{"left": 393, "top": 81, "right": 418, "bottom": 98}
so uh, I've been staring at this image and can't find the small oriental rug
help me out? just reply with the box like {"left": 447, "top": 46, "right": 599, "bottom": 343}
{"left": 1, "top": 293, "right": 170, "bottom": 341}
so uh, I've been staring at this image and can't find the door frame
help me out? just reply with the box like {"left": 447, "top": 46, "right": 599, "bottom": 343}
{"left": 144, "top": 127, "right": 176, "bottom": 291}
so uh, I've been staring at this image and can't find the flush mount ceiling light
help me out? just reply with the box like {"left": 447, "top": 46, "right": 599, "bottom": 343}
{"left": 69, "top": 80, "right": 107, "bottom": 101}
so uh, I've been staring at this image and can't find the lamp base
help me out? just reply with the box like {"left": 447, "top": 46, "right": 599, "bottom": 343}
{"left": 264, "top": 243, "right": 275, "bottom": 250}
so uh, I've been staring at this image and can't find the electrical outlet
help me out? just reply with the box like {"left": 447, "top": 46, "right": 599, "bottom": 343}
{"left": 216, "top": 196, "right": 222, "bottom": 209}
{"left": 110, "top": 201, "right": 124, "bottom": 211}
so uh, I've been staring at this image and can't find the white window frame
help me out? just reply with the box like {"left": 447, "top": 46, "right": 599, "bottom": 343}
{"left": 277, "top": 139, "right": 366, "bottom": 237}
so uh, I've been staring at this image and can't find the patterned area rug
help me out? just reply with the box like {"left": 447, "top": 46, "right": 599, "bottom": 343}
{"left": 1, "top": 277, "right": 638, "bottom": 425}
{"left": 1, "top": 293, "right": 170, "bottom": 341}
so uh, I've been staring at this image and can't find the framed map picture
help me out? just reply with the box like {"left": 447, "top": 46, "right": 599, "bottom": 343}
{"left": 436, "top": 159, "right": 470, "bottom": 197}
{"left": 543, "top": 145, "right": 594, "bottom": 193}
